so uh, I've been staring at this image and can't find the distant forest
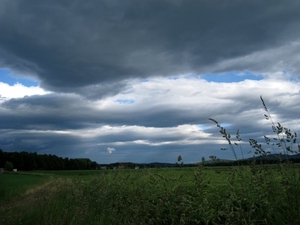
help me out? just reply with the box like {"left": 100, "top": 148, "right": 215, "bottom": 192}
{"left": 0, "top": 149, "right": 98, "bottom": 171}
{"left": 0, "top": 149, "right": 169, "bottom": 171}
{"left": 2, "top": 149, "right": 300, "bottom": 171}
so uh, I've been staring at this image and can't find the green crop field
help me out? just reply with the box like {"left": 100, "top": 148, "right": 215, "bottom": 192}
{"left": 1, "top": 163, "right": 300, "bottom": 225}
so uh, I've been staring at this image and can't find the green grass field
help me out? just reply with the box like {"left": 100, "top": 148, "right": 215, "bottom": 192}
{"left": 1, "top": 164, "right": 300, "bottom": 225}
{"left": 0, "top": 172, "right": 51, "bottom": 202}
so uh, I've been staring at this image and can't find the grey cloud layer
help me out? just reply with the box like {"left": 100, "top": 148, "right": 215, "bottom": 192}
{"left": 1, "top": 77, "right": 299, "bottom": 163}
{"left": 1, "top": 0, "right": 300, "bottom": 92}
{"left": 1, "top": 78, "right": 299, "bottom": 131}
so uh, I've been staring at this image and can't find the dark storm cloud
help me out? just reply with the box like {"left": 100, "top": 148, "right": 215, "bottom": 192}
{"left": 0, "top": 93, "right": 207, "bottom": 129}
{"left": 0, "top": 90, "right": 258, "bottom": 131}
{"left": 0, "top": 94, "right": 93, "bottom": 129}
{"left": 1, "top": 0, "right": 300, "bottom": 93}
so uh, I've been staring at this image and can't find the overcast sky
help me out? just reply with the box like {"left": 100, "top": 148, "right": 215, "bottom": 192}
{"left": 0, "top": 0, "right": 300, "bottom": 164}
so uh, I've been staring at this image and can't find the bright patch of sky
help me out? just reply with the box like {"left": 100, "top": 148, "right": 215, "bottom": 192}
{"left": 219, "top": 123, "right": 232, "bottom": 128}
{"left": 0, "top": 82, "right": 50, "bottom": 99}
{"left": 115, "top": 99, "right": 135, "bottom": 104}
{"left": 197, "top": 124, "right": 210, "bottom": 130}
{"left": 0, "top": 68, "right": 39, "bottom": 87}
{"left": 0, "top": 68, "right": 49, "bottom": 99}
{"left": 197, "top": 124, "right": 231, "bottom": 131}
{"left": 202, "top": 71, "right": 263, "bottom": 83}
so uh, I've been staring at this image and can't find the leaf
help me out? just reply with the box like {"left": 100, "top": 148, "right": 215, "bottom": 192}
{"left": 260, "top": 95, "right": 268, "bottom": 111}
{"left": 209, "top": 118, "right": 218, "bottom": 124}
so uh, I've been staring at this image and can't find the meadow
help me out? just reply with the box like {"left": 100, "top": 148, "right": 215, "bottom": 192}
{"left": 1, "top": 162, "right": 300, "bottom": 225}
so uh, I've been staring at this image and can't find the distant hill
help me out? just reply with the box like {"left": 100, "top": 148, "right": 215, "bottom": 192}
{"left": 202, "top": 159, "right": 233, "bottom": 164}
{"left": 241, "top": 153, "right": 300, "bottom": 161}
{"left": 148, "top": 162, "right": 176, "bottom": 167}
{"left": 99, "top": 154, "right": 300, "bottom": 169}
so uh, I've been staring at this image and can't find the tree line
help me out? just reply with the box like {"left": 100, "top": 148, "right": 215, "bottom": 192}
{"left": 0, "top": 149, "right": 98, "bottom": 171}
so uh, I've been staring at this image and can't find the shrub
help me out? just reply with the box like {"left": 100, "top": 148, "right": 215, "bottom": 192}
{"left": 4, "top": 161, "right": 14, "bottom": 171}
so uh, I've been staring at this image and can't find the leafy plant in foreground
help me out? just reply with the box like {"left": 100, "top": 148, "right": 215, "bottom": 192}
{"left": 260, "top": 96, "right": 299, "bottom": 156}
{"left": 210, "top": 96, "right": 300, "bottom": 160}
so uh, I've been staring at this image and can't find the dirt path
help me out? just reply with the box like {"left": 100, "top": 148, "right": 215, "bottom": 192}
{"left": 0, "top": 178, "right": 70, "bottom": 223}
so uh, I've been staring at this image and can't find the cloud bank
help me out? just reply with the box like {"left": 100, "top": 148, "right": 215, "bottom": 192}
{"left": 1, "top": 0, "right": 300, "bottom": 92}
{"left": 0, "top": 1, "right": 299, "bottom": 163}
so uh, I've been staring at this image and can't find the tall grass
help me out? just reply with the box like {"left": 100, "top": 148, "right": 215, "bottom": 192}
{"left": 1, "top": 165, "right": 299, "bottom": 225}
